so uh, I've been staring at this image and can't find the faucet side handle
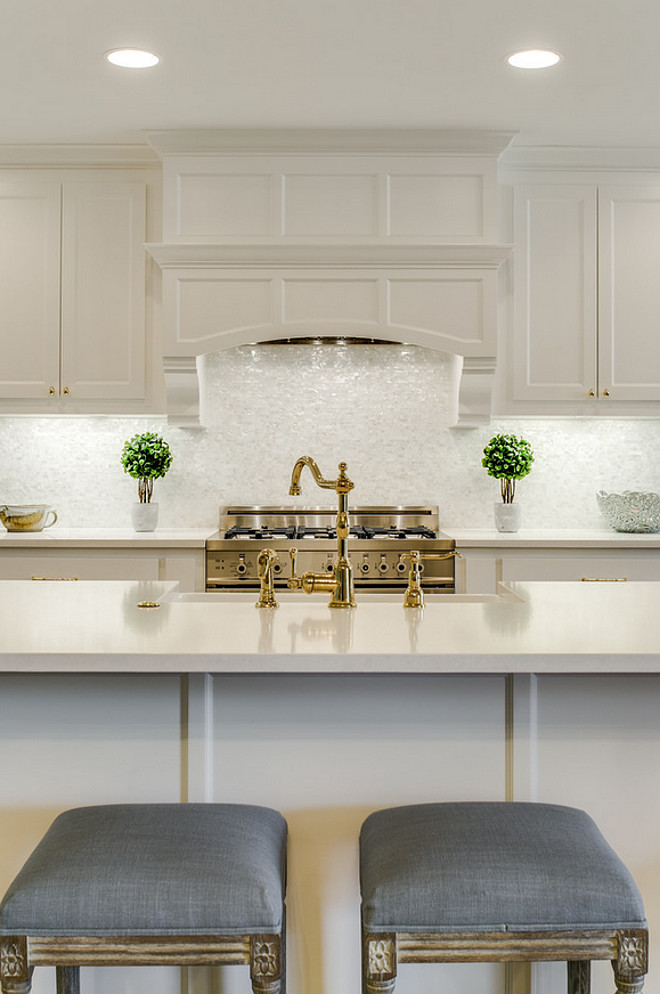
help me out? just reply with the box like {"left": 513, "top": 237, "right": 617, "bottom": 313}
{"left": 287, "top": 547, "right": 303, "bottom": 589}
{"left": 255, "top": 548, "right": 279, "bottom": 609}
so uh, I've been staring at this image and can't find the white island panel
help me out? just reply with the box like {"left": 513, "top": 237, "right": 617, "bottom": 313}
{"left": 210, "top": 673, "right": 507, "bottom": 994}
{"left": 0, "top": 672, "right": 183, "bottom": 994}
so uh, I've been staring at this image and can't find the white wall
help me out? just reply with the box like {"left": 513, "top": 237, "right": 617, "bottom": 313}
{"left": 0, "top": 341, "right": 656, "bottom": 530}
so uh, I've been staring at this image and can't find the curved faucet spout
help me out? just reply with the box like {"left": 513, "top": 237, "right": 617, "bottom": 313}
{"left": 289, "top": 456, "right": 355, "bottom": 496}
{"left": 289, "top": 456, "right": 327, "bottom": 495}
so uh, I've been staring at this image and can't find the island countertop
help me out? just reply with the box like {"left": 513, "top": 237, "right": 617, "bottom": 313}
{"left": 1, "top": 579, "right": 659, "bottom": 674}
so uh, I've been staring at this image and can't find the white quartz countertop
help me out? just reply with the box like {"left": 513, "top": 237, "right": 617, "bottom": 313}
{"left": 444, "top": 527, "right": 660, "bottom": 548}
{"left": 0, "top": 528, "right": 213, "bottom": 548}
{"left": 1, "top": 579, "right": 659, "bottom": 674}
{"left": 0, "top": 526, "right": 657, "bottom": 549}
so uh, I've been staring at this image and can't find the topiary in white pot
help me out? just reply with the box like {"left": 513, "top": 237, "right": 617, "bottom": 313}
{"left": 121, "top": 432, "right": 173, "bottom": 532}
{"left": 482, "top": 433, "right": 534, "bottom": 532}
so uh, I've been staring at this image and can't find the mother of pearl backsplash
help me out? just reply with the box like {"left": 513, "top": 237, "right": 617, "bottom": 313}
{"left": 0, "top": 342, "right": 658, "bottom": 530}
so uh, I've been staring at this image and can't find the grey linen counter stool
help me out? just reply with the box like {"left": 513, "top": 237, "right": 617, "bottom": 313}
{"left": 0, "top": 803, "right": 287, "bottom": 994}
{"left": 360, "top": 802, "right": 648, "bottom": 994}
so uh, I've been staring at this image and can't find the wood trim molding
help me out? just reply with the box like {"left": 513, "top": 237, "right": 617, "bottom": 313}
{"left": 146, "top": 243, "right": 512, "bottom": 270}
{"left": 0, "top": 145, "right": 158, "bottom": 167}
{"left": 28, "top": 934, "right": 251, "bottom": 967}
{"left": 146, "top": 129, "right": 517, "bottom": 158}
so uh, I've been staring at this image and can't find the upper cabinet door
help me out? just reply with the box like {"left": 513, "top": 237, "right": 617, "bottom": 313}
{"left": 598, "top": 185, "right": 660, "bottom": 401}
{"left": 513, "top": 184, "right": 598, "bottom": 402}
{"left": 0, "top": 184, "right": 61, "bottom": 398}
{"left": 60, "top": 182, "right": 147, "bottom": 400}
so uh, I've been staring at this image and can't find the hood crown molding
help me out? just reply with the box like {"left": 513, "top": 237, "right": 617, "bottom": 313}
{"left": 146, "top": 128, "right": 517, "bottom": 158}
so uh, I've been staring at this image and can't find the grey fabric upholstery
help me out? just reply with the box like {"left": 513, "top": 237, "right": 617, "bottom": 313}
{"left": 0, "top": 804, "right": 287, "bottom": 937}
{"left": 360, "top": 802, "right": 646, "bottom": 933}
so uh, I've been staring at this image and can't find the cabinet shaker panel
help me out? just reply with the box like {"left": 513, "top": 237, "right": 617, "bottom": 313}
{"left": 598, "top": 185, "right": 660, "bottom": 400}
{"left": 61, "top": 182, "right": 147, "bottom": 400}
{"left": 0, "top": 184, "right": 61, "bottom": 398}
{"left": 513, "top": 185, "right": 597, "bottom": 401}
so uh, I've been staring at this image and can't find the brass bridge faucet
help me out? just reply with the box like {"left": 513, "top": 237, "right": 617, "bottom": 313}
{"left": 287, "top": 456, "right": 356, "bottom": 608}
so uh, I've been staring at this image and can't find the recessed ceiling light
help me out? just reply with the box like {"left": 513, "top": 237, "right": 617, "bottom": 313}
{"left": 507, "top": 49, "right": 561, "bottom": 69}
{"left": 105, "top": 49, "right": 160, "bottom": 69}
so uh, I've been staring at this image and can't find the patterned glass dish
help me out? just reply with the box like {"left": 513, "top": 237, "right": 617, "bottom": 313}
{"left": 596, "top": 490, "right": 660, "bottom": 533}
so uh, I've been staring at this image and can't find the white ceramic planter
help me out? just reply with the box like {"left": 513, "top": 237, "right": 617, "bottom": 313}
{"left": 131, "top": 502, "right": 159, "bottom": 532}
{"left": 494, "top": 502, "right": 521, "bottom": 533}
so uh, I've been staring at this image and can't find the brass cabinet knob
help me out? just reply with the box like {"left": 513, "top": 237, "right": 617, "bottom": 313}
{"left": 602, "top": 388, "right": 610, "bottom": 397}
{"left": 63, "top": 386, "right": 70, "bottom": 395}
{"left": 49, "top": 386, "right": 56, "bottom": 395}
{"left": 587, "top": 388, "right": 595, "bottom": 397}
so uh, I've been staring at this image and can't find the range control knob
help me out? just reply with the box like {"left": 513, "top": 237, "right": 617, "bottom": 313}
{"left": 360, "top": 562, "right": 370, "bottom": 573}
{"left": 378, "top": 558, "right": 389, "bottom": 573}
{"left": 236, "top": 555, "right": 248, "bottom": 576}
{"left": 396, "top": 560, "right": 407, "bottom": 573}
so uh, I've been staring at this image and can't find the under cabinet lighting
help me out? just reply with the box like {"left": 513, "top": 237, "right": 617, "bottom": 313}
{"left": 507, "top": 49, "right": 561, "bottom": 69}
{"left": 105, "top": 49, "right": 160, "bottom": 68}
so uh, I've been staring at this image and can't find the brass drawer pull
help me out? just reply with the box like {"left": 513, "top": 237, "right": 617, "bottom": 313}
{"left": 31, "top": 576, "right": 79, "bottom": 581}
{"left": 581, "top": 577, "right": 627, "bottom": 582}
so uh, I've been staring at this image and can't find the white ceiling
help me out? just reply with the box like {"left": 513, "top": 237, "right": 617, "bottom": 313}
{"left": 2, "top": 0, "right": 658, "bottom": 150}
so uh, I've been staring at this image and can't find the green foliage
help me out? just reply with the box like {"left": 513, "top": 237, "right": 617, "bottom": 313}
{"left": 482, "top": 433, "right": 534, "bottom": 503}
{"left": 121, "top": 432, "right": 173, "bottom": 503}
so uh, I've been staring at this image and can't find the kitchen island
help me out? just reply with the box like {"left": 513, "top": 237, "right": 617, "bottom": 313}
{"left": 1, "top": 579, "right": 659, "bottom": 994}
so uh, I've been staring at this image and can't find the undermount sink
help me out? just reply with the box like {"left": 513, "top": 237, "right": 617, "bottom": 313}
{"left": 160, "top": 589, "right": 504, "bottom": 605}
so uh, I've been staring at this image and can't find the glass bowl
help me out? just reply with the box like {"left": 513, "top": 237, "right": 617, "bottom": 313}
{"left": 596, "top": 490, "right": 660, "bottom": 533}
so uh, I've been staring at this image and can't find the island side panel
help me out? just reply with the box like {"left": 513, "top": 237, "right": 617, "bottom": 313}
{"left": 0, "top": 673, "right": 183, "bottom": 994}
{"left": 206, "top": 672, "right": 508, "bottom": 994}
{"left": 531, "top": 674, "right": 660, "bottom": 994}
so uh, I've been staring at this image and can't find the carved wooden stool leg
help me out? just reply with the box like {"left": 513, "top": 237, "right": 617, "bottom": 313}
{"left": 613, "top": 930, "right": 648, "bottom": 994}
{"left": 568, "top": 960, "right": 591, "bottom": 994}
{"left": 363, "top": 933, "right": 397, "bottom": 994}
{"left": 0, "top": 938, "right": 33, "bottom": 994}
{"left": 250, "top": 934, "right": 284, "bottom": 994}
{"left": 56, "top": 967, "right": 80, "bottom": 994}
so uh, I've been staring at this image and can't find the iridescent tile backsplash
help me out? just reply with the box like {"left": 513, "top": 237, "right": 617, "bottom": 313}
{"left": 0, "top": 342, "right": 658, "bottom": 529}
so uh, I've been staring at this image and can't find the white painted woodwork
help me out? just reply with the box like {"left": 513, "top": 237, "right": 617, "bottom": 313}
{"left": 532, "top": 674, "right": 660, "bottom": 994}
{"left": 0, "top": 550, "right": 203, "bottom": 589}
{"left": 209, "top": 673, "right": 507, "bottom": 994}
{"left": 0, "top": 177, "right": 149, "bottom": 410}
{"left": 511, "top": 180, "right": 660, "bottom": 410}
{"left": 145, "top": 130, "right": 513, "bottom": 426}
{"left": 159, "top": 264, "right": 499, "bottom": 355}
{"left": 598, "top": 185, "right": 660, "bottom": 400}
{"left": 457, "top": 545, "right": 660, "bottom": 594}
{"left": 513, "top": 185, "right": 597, "bottom": 402}
{"left": 0, "top": 672, "right": 182, "bottom": 994}
{"left": 61, "top": 183, "right": 146, "bottom": 400}
{"left": 158, "top": 147, "right": 502, "bottom": 244}
{"left": 0, "top": 183, "right": 61, "bottom": 398}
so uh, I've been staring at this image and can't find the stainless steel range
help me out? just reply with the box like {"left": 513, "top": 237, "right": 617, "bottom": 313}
{"left": 206, "top": 505, "right": 456, "bottom": 592}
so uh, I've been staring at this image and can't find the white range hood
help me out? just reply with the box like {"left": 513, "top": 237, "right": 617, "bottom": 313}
{"left": 145, "top": 129, "right": 514, "bottom": 427}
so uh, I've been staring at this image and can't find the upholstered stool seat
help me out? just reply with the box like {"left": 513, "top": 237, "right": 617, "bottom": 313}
{"left": 360, "top": 802, "right": 647, "bottom": 994}
{"left": 0, "top": 804, "right": 287, "bottom": 994}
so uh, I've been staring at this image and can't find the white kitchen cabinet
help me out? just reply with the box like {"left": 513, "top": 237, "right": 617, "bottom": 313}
{"left": 0, "top": 549, "right": 204, "bottom": 590}
{"left": 511, "top": 182, "right": 660, "bottom": 411}
{"left": 0, "top": 180, "right": 147, "bottom": 407}
{"left": 454, "top": 534, "right": 660, "bottom": 594}
{"left": 0, "top": 183, "right": 61, "bottom": 399}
